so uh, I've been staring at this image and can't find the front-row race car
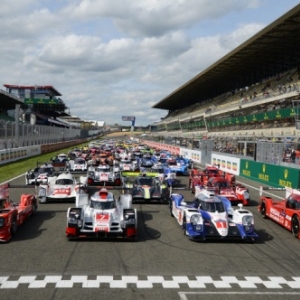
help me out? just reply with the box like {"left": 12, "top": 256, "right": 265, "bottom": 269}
{"left": 169, "top": 187, "right": 258, "bottom": 242}
{"left": 66, "top": 187, "right": 138, "bottom": 240}
{"left": 0, "top": 184, "right": 38, "bottom": 242}
{"left": 258, "top": 186, "right": 300, "bottom": 239}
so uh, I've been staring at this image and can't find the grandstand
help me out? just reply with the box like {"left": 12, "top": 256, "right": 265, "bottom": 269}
{"left": 0, "top": 84, "right": 105, "bottom": 150}
{"left": 3, "top": 84, "right": 72, "bottom": 128}
{"left": 151, "top": 4, "right": 300, "bottom": 146}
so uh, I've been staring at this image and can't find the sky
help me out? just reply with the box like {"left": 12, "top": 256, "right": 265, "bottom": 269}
{"left": 1, "top": 0, "right": 300, "bottom": 127}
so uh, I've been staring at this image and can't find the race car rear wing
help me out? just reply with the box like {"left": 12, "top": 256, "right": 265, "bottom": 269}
{"left": 121, "top": 171, "right": 160, "bottom": 178}
{"left": 259, "top": 186, "right": 300, "bottom": 199}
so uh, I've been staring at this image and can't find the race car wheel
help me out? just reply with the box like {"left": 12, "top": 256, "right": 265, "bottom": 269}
{"left": 10, "top": 217, "right": 18, "bottom": 236}
{"left": 169, "top": 200, "right": 174, "bottom": 217}
{"left": 32, "top": 198, "right": 38, "bottom": 215}
{"left": 291, "top": 215, "right": 300, "bottom": 238}
{"left": 260, "top": 202, "right": 267, "bottom": 218}
{"left": 182, "top": 215, "right": 186, "bottom": 235}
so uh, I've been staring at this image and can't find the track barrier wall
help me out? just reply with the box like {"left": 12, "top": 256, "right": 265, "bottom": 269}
{"left": 144, "top": 140, "right": 300, "bottom": 189}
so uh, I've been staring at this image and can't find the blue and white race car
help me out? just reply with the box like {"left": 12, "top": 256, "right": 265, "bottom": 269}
{"left": 140, "top": 155, "right": 154, "bottom": 168}
{"left": 167, "top": 158, "right": 189, "bottom": 176}
{"left": 169, "top": 188, "right": 258, "bottom": 242}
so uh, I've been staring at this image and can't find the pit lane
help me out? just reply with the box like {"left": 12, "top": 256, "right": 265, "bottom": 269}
{"left": 1, "top": 170, "right": 300, "bottom": 300}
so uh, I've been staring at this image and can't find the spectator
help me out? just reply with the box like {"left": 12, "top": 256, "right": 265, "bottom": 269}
{"left": 290, "top": 149, "right": 296, "bottom": 163}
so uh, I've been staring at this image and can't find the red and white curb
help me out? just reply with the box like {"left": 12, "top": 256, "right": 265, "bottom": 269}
{"left": 1, "top": 276, "right": 300, "bottom": 289}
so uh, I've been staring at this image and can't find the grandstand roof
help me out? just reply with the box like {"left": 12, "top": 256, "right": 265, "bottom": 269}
{"left": 0, "top": 89, "right": 25, "bottom": 110}
{"left": 153, "top": 4, "right": 300, "bottom": 111}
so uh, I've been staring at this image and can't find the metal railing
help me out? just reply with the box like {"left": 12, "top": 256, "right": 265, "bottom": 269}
{"left": 0, "top": 120, "right": 94, "bottom": 150}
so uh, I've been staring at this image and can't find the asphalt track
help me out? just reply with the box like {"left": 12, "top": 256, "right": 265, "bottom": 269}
{"left": 1, "top": 149, "right": 300, "bottom": 299}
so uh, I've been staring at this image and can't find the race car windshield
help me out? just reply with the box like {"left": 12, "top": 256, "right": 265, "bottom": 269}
{"left": 55, "top": 179, "right": 74, "bottom": 185}
{"left": 138, "top": 178, "right": 153, "bottom": 186}
{"left": 39, "top": 167, "right": 53, "bottom": 174}
{"left": 214, "top": 181, "right": 230, "bottom": 188}
{"left": 90, "top": 200, "right": 115, "bottom": 209}
{"left": 287, "top": 196, "right": 300, "bottom": 209}
{"left": 200, "top": 200, "right": 225, "bottom": 212}
{"left": 96, "top": 168, "right": 110, "bottom": 173}
{"left": 207, "top": 169, "right": 218, "bottom": 174}
{"left": 75, "top": 159, "right": 85, "bottom": 164}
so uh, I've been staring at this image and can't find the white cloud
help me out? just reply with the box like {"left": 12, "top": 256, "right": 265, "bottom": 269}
{"left": 0, "top": 0, "right": 298, "bottom": 126}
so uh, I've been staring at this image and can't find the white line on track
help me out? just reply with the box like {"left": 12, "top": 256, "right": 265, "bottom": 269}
{"left": 178, "top": 291, "right": 300, "bottom": 300}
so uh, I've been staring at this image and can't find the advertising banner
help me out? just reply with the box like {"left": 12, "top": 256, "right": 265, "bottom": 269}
{"left": 211, "top": 153, "right": 240, "bottom": 175}
{"left": 240, "top": 159, "right": 300, "bottom": 188}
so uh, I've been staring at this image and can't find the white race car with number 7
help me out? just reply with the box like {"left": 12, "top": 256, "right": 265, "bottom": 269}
{"left": 65, "top": 187, "right": 138, "bottom": 240}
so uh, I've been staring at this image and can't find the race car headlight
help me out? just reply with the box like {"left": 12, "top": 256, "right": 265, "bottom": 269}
{"left": 0, "top": 217, "right": 4, "bottom": 228}
{"left": 242, "top": 215, "right": 254, "bottom": 233}
{"left": 243, "top": 191, "right": 250, "bottom": 199}
{"left": 124, "top": 212, "right": 135, "bottom": 225}
{"left": 190, "top": 214, "right": 203, "bottom": 232}
{"left": 190, "top": 214, "right": 202, "bottom": 225}
{"left": 38, "top": 188, "right": 46, "bottom": 197}
{"left": 242, "top": 215, "right": 253, "bottom": 225}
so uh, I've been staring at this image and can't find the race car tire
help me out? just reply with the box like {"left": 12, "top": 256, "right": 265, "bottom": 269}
{"left": 31, "top": 198, "right": 38, "bottom": 215}
{"left": 260, "top": 202, "right": 267, "bottom": 218}
{"left": 291, "top": 215, "right": 300, "bottom": 238}
{"left": 182, "top": 215, "right": 186, "bottom": 235}
{"left": 169, "top": 200, "right": 174, "bottom": 217}
{"left": 11, "top": 217, "right": 18, "bottom": 236}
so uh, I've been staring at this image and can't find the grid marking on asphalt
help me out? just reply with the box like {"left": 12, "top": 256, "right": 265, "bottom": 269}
{"left": 0, "top": 276, "right": 300, "bottom": 289}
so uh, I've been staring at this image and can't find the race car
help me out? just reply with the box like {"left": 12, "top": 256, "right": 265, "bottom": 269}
{"left": 119, "top": 158, "right": 139, "bottom": 172}
{"left": 37, "top": 172, "right": 77, "bottom": 203}
{"left": 0, "top": 183, "right": 38, "bottom": 242}
{"left": 25, "top": 163, "right": 56, "bottom": 185}
{"left": 167, "top": 158, "right": 189, "bottom": 176}
{"left": 66, "top": 157, "right": 88, "bottom": 173}
{"left": 169, "top": 187, "right": 257, "bottom": 242}
{"left": 122, "top": 171, "right": 169, "bottom": 203}
{"left": 51, "top": 153, "right": 69, "bottom": 167}
{"left": 206, "top": 177, "right": 250, "bottom": 205}
{"left": 150, "top": 164, "right": 178, "bottom": 187}
{"left": 140, "top": 155, "right": 154, "bottom": 168}
{"left": 175, "top": 156, "right": 193, "bottom": 169}
{"left": 66, "top": 187, "right": 138, "bottom": 240}
{"left": 258, "top": 186, "right": 300, "bottom": 239}
{"left": 83, "top": 164, "right": 121, "bottom": 186}
{"left": 68, "top": 148, "right": 82, "bottom": 160}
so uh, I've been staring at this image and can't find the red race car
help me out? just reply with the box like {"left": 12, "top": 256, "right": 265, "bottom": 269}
{"left": 258, "top": 186, "right": 300, "bottom": 239}
{"left": 0, "top": 184, "right": 38, "bottom": 242}
{"left": 206, "top": 177, "right": 250, "bottom": 205}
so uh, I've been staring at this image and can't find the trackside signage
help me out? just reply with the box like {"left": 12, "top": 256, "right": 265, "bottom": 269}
{"left": 240, "top": 159, "right": 300, "bottom": 188}
{"left": 180, "top": 148, "right": 201, "bottom": 164}
{"left": 211, "top": 154, "right": 240, "bottom": 175}
{"left": 0, "top": 146, "right": 41, "bottom": 165}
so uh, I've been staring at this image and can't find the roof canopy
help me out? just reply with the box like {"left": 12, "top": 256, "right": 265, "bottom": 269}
{"left": 153, "top": 4, "right": 300, "bottom": 111}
